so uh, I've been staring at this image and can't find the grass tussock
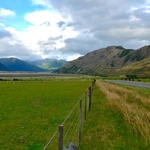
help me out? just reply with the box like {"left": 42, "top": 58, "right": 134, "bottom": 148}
{"left": 96, "top": 80, "right": 150, "bottom": 144}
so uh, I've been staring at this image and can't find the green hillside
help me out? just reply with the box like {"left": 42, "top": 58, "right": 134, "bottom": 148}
{"left": 31, "top": 59, "right": 68, "bottom": 71}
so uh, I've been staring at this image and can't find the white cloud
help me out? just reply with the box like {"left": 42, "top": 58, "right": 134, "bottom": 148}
{"left": 0, "top": 8, "right": 15, "bottom": 17}
{"left": 32, "top": 0, "right": 50, "bottom": 7}
{"left": 143, "top": 5, "right": 150, "bottom": 13}
{"left": 66, "top": 53, "right": 82, "bottom": 61}
{"left": 22, "top": 10, "right": 79, "bottom": 53}
{"left": 0, "top": 9, "right": 80, "bottom": 60}
{"left": 24, "top": 10, "right": 70, "bottom": 26}
{"left": 1, "top": 0, "right": 150, "bottom": 61}
{"left": 41, "top": 50, "right": 82, "bottom": 61}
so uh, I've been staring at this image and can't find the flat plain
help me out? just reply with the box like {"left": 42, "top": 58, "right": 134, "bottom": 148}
{"left": 0, "top": 79, "right": 91, "bottom": 150}
{"left": 1, "top": 77, "right": 150, "bottom": 150}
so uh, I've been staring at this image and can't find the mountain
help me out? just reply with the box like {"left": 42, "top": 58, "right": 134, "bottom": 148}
{"left": 114, "top": 57, "right": 150, "bottom": 77}
{"left": 31, "top": 58, "right": 68, "bottom": 71}
{"left": 56, "top": 45, "right": 150, "bottom": 76}
{"left": 0, "top": 58, "right": 47, "bottom": 72}
{"left": 0, "top": 62, "right": 10, "bottom": 71}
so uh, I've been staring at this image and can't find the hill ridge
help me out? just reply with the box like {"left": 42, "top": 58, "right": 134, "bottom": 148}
{"left": 57, "top": 45, "right": 150, "bottom": 76}
{"left": 0, "top": 57, "right": 47, "bottom": 72}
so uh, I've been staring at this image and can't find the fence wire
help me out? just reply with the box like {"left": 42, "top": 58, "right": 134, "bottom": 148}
{"left": 63, "top": 109, "right": 79, "bottom": 140}
{"left": 43, "top": 81, "right": 95, "bottom": 150}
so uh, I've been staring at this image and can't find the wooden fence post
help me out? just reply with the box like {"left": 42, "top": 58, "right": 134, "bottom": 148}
{"left": 84, "top": 92, "right": 87, "bottom": 120}
{"left": 87, "top": 88, "right": 89, "bottom": 110}
{"left": 91, "top": 84, "right": 93, "bottom": 94}
{"left": 79, "top": 99, "right": 82, "bottom": 145}
{"left": 58, "top": 125, "right": 64, "bottom": 150}
{"left": 89, "top": 85, "right": 92, "bottom": 109}
{"left": 87, "top": 86, "right": 91, "bottom": 110}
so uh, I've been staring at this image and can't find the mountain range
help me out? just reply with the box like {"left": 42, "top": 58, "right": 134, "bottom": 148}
{"left": 0, "top": 58, "right": 68, "bottom": 72}
{"left": 0, "top": 62, "right": 10, "bottom": 71}
{"left": 0, "top": 45, "right": 150, "bottom": 77}
{"left": 0, "top": 58, "right": 46, "bottom": 72}
{"left": 31, "top": 58, "right": 68, "bottom": 71}
{"left": 56, "top": 45, "right": 150, "bottom": 77}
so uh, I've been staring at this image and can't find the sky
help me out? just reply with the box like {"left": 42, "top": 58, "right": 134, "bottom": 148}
{"left": 0, "top": 0, "right": 150, "bottom": 61}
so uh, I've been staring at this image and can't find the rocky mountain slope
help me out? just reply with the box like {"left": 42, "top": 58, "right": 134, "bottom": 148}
{"left": 57, "top": 45, "right": 150, "bottom": 76}
{"left": 114, "top": 57, "right": 150, "bottom": 77}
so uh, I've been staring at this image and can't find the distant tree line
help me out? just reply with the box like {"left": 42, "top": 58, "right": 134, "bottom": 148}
{"left": 126, "top": 74, "right": 137, "bottom": 80}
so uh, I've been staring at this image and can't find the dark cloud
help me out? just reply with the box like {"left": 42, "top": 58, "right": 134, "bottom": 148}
{"left": 47, "top": 0, "right": 150, "bottom": 54}
{"left": 0, "top": 29, "right": 12, "bottom": 38}
{"left": 38, "top": 36, "right": 64, "bottom": 54}
{"left": 0, "top": 31, "right": 34, "bottom": 59}
{"left": 57, "top": 21, "right": 65, "bottom": 28}
{"left": 133, "top": 8, "right": 150, "bottom": 26}
{"left": 0, "top": 40, "right": 32, "bottom": 56}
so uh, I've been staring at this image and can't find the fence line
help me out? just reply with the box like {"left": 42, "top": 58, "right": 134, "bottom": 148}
{"left": 43, "top": 80, "right": 96, "bottom": 150}
{"left": 63, "top": 109, "right": 79, "bottom": 140}
{"left": 62, "top": 99, "right": 81, "bottom": 126}
{"left": 67, "top": 114, "right": 79, "bottom": 143}
{"left": 78, "top": 99, "right": 82, "bottom": 145}
{"left": 43, "top": 129, "right": 59, "bottom": 150}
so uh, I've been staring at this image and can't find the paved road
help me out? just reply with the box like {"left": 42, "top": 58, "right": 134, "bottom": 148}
{"left": 106, "top": 80, "right": 150, "bottom": 89}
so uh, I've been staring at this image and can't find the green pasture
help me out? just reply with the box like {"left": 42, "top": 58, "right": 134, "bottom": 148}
{"left": 0, "top": 79, "right": 91, "bottom": 150}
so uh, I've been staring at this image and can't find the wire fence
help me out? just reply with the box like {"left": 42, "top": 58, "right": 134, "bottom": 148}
{"left": 43, "top": 80, "right": 96, "bottom": 150}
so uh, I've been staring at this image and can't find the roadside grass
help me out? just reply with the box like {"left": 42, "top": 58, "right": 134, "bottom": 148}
{"left": 78, "top": 80, "right": 150, "bottom": 149}
{"left": 120, "top": 85, "right": 150, "bottom": 98}
{"left": 0, "top": 79, "right": 91, "bottom": 150}
{"left": 141, "top": 79, "right": 150, "bottom": 82}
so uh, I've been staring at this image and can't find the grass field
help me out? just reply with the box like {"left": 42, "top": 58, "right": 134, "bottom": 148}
{"left": 1, "top": 78, "right": 150, "bottom": 150}
{"left": 0, "top": 79, "right": 92, "bottom": 150}
{"left": 78, "top": 80, "right": 150, "bottom": 149}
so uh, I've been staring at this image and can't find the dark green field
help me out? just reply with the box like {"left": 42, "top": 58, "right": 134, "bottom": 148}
{"left": 0, "top": 79, "right": 91, "bottom": 150}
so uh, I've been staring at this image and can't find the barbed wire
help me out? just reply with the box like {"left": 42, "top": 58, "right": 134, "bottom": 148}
{"left": 64, "top": 109, "right": 80, "bottom": 141}
{"left": 43, "top": 96, "right": 84, "bottom": 150}
{"left": 42, "top": 81, "right": 95, "bottom": 150}
{"left": 62, "top": 99, "right": 81, "bottom": 126}
{"left": 43, "top": 129, "right": 59, "bottom": 150}
{"left": 69, "top": 118, "right": 80, "bottom": 145}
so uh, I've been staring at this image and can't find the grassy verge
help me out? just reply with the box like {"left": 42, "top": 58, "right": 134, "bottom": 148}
{"left": 78, "top": 80, "right": 150, "bottom": 149}
{"left": 119, "top": 85, "right": 150, "bottom": 98}
{"left": 0, "top": 79, "right": 91, "bottom": 150}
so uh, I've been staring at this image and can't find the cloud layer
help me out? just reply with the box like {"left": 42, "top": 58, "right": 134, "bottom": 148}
{"left": 0, "top": 0, "right": 150, "bottom": 60}
{"left": 0, "top": 8, "right": 15, "bottom": 17}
